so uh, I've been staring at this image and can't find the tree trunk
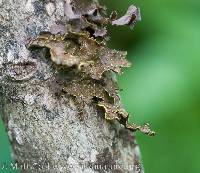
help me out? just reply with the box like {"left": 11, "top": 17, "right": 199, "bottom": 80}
{"left": 0, "top": 0, "right": 144, "bottom": 173}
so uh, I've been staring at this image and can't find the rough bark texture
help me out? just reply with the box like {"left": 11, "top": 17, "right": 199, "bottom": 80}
{"left": 0, "top": 0, "right": 144, "bottom": 173}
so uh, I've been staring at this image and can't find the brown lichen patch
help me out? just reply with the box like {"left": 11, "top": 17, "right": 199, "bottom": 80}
{"left": 63, "top": 78, "right": 108, "bottom": 104}
{"left": 63, "top": 0, "right": 108, "bottom": 34}
{"left": 27, "top": 3, "right": 155, "bottom": 136}
{"left": 112, "top": 5, "right": 141, "bottom": 29}
{"left": 27, "top": 31, "right": 130, "bottom": 80}
{"left": 62, "top": 74, "right": 155, "bottom": 135}
{"left": 62, "top": 75, "right": 121, "bottom": 121}
{"left": 27, "top": 32, "right": 81, "bottom": 67}
{"left": 84, "top": 47, "right": 131, "bottom": 80}
{"left": 98, "top": 101, "right": 127, "bottom": 121}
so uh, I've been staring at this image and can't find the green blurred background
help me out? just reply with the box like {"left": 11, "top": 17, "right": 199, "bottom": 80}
{"left": 101, "top": 0, "right": 200, "bottom": 173}
{"left": 1, "top": 0, "right": 200, "bottom": 173}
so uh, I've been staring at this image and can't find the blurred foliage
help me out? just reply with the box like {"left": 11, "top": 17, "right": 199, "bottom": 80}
{"left": 1, "top": 0, "right": 200, "bottom": 173}
{"left": 102, "top": 0, "right": 200, "bottom": 173}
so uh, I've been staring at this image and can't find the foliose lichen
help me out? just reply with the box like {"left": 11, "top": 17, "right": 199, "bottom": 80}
{"left": 27, "top": 3, "right": 155, "bottom": 136}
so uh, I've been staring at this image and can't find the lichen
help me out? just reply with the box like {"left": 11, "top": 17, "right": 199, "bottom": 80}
{"left": 27, "top": 4, "right": 155, "bottom": 136}
{"left": 27, "top": 31, "right": 130, "bottom": 79}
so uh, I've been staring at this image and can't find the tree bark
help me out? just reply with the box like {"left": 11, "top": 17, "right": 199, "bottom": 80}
{"left": 0, "top": 0, "right": 144, "bottom": 173}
